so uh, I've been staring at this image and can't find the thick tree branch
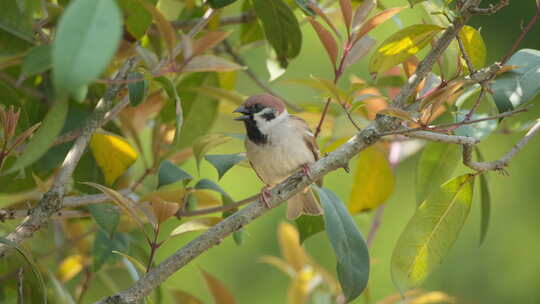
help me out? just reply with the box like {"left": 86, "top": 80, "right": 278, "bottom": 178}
{"left": 463, "top": 119, "right": 540, "bottom": 171}
{"left": 0, "top": 59, "right": 137, "bottom": 257}
{"left": 406, "top": 131, "right": 479, "bottom": 145}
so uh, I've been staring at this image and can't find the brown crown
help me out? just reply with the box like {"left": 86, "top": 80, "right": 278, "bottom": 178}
{"left": 243, "top": 94, "right": 286, "bottom": 113}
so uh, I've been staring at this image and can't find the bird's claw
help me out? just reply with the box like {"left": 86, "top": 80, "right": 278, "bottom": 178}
{"left": 301, "top": 164, "right": 314, "bottom": 181}
{"left": 259, "top": 186, "right": 272, "bottom": 208}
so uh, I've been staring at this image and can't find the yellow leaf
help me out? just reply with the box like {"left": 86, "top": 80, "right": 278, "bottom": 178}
{"left": 459, "top": 25, "right": 486, "bottom": 70}
{"left": 58, "top": 254, "right": 85, "bottom": 282}
{"left": 90, "top": 132, "right": 138, "bottom": 185}
{"left": 169, "top": 217, "right": 221, "bottom": 238}
{"left": 369, "top": 24, "right": 444, "bottom": 77}
{"left": 200, "top": 268, "right": 238, "bottom": 304}
{"left": 288, "top": 267, "right": 319, "bottom": 304}
{"left": 278, "top": 222, "right": 311, "bottom": 272}
{"left": 412, "top": 291, "right": 455, "bottom": 304}
{"left": 348, "top": 146, "right": 395, "bottom": 213}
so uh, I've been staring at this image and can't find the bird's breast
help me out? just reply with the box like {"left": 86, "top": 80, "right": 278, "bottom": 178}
{"left": 246, "top": 130, "right": 315, "bottom": 186}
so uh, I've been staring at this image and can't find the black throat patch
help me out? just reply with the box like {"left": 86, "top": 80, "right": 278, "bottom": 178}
{"left": 243, "top": 117, "right": 268, "bottom": 145}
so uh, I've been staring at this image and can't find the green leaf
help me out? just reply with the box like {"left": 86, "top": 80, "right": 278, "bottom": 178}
{"left": 74, "top": 150, "right": 105, "bottom": 194}
{"left": 459, "top": 25, "right": 486, "bottom": 70}
{"left": 192, "top": 134, "right": 232, "bottom": 172}
{"left": 158, "top": 160, "right": 193, "bottom": 188}
{"left": 492, "top": 49, "right": 540, "bottom": 113}
{"left": 455, "top": 111, "right": 497, "bottom": 141}
{"left": 253, "top": 0, "right": 302, "bottom": 67}
{"left": 369, "top": 24, "right": 443, "bottom": 77}
{"left": 391, "top": 174, "right": 475, "bottom": 293}
{"left": 174, "top": 73, "right": 220, "bottom": 149}
{"left": 87, "top": 204, "right": 120, "bottom": 237}
{"left": 52, "top": 0, "right": 123, "bottom": 95}
{"left": 92, "top": 230, "right": 129, "bottom": 271}
{"left": 204, "top": 153, "right": 246, "bottom": 180}
{"left": 0, "top": 237, "right": 47, "bottom": 304}
{"left": 0, "top": 0, "right": 34, "bottom": 42}
{"left": 475, "top": 148, "right": 491, "bottom": 245}
{"left": 316, "top": 187, "right": 369, "bottom": 302}
{"left": 5, "top": 97, "right": 68, "bottom": 174}
{"left": 22, "top": 45, "right": 52, "bottom": 76}
{"left": 117, "top": 0, "right": 153, "bottom": 39}
{"left": 127, "top": 72, "right": 148, "bottom": 106}
{"left": 416, "top": 142, "right": 461, "bottom": 204}
{"left": 208, "top": 0, "right": 238, "bottom": 9}
{"left": 240, "top": 0, "right": 265, "bottom": 45}
{"left": 295, "top": 214, "right": 325, "bottom": 243}
{"left": 155, "top": 76, "right": 183, "bottom": 146}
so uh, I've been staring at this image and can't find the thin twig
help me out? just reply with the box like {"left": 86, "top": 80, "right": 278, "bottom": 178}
{"left": 463, "top": 119, "right": 540, "bottom": 171}
{"left": 378, "top": 107, "right": 528, "bottom": 137}
{"left": 177, "top": 194, "right": 259, "bottom": 217}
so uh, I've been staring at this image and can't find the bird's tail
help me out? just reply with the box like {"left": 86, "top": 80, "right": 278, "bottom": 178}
{"left": 287, "top": 188, "right": 323, "bottom": 220}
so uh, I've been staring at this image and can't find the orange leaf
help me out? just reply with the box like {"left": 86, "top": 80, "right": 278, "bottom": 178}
{"left": 200, "top": 268, "right": 238, "bottom": 304}
{"left": 339, "top": 0, "right": 353, "bottom": 30}
{"left": 307, "top": 2, "right": 341, "bottom": 39}
{"left": 354, "top": 7, "right": 405, "bottom": 42}
{"left": 192, "top": 31, "right": 231, "bottom": 57}
{"left": 309, "top": 18, "right": 339, "bottom": 66}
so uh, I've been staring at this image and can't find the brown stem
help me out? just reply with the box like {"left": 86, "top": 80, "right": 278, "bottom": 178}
{"left": 146, "top": 225, "right": 160, "bottom": 273}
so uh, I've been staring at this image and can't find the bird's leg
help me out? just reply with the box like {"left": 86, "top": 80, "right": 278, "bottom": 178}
{"left": 300, "top": 163, "right": 314, "bottom": 181}
{"left": 259, "top": 186, "right": 272, "bottom": 208}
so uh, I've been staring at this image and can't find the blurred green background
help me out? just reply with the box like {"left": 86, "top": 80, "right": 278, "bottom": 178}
{"left": 74, "top": 0, "right": 540, "bottom": 303}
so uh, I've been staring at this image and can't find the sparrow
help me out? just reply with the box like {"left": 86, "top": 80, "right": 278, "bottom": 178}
{"left": 233, "top": 94, "right": 323, "bottom": 220}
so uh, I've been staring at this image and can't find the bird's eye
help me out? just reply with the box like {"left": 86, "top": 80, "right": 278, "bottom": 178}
{"left": 254, "top": 104, "right": 264, "bottom": 112}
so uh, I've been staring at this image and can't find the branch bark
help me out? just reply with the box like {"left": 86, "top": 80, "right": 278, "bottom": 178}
{"left": 0, "top": 58, "right": 137, "bottom": 257}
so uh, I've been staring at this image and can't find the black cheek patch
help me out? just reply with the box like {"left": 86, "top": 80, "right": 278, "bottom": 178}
{"left": 261, "top": 112, "right": 275, "bottom": 121}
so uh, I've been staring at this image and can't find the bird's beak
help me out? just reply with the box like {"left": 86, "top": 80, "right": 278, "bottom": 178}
{"left": 233, "top": 105, "right": 250, "bottom": 121}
